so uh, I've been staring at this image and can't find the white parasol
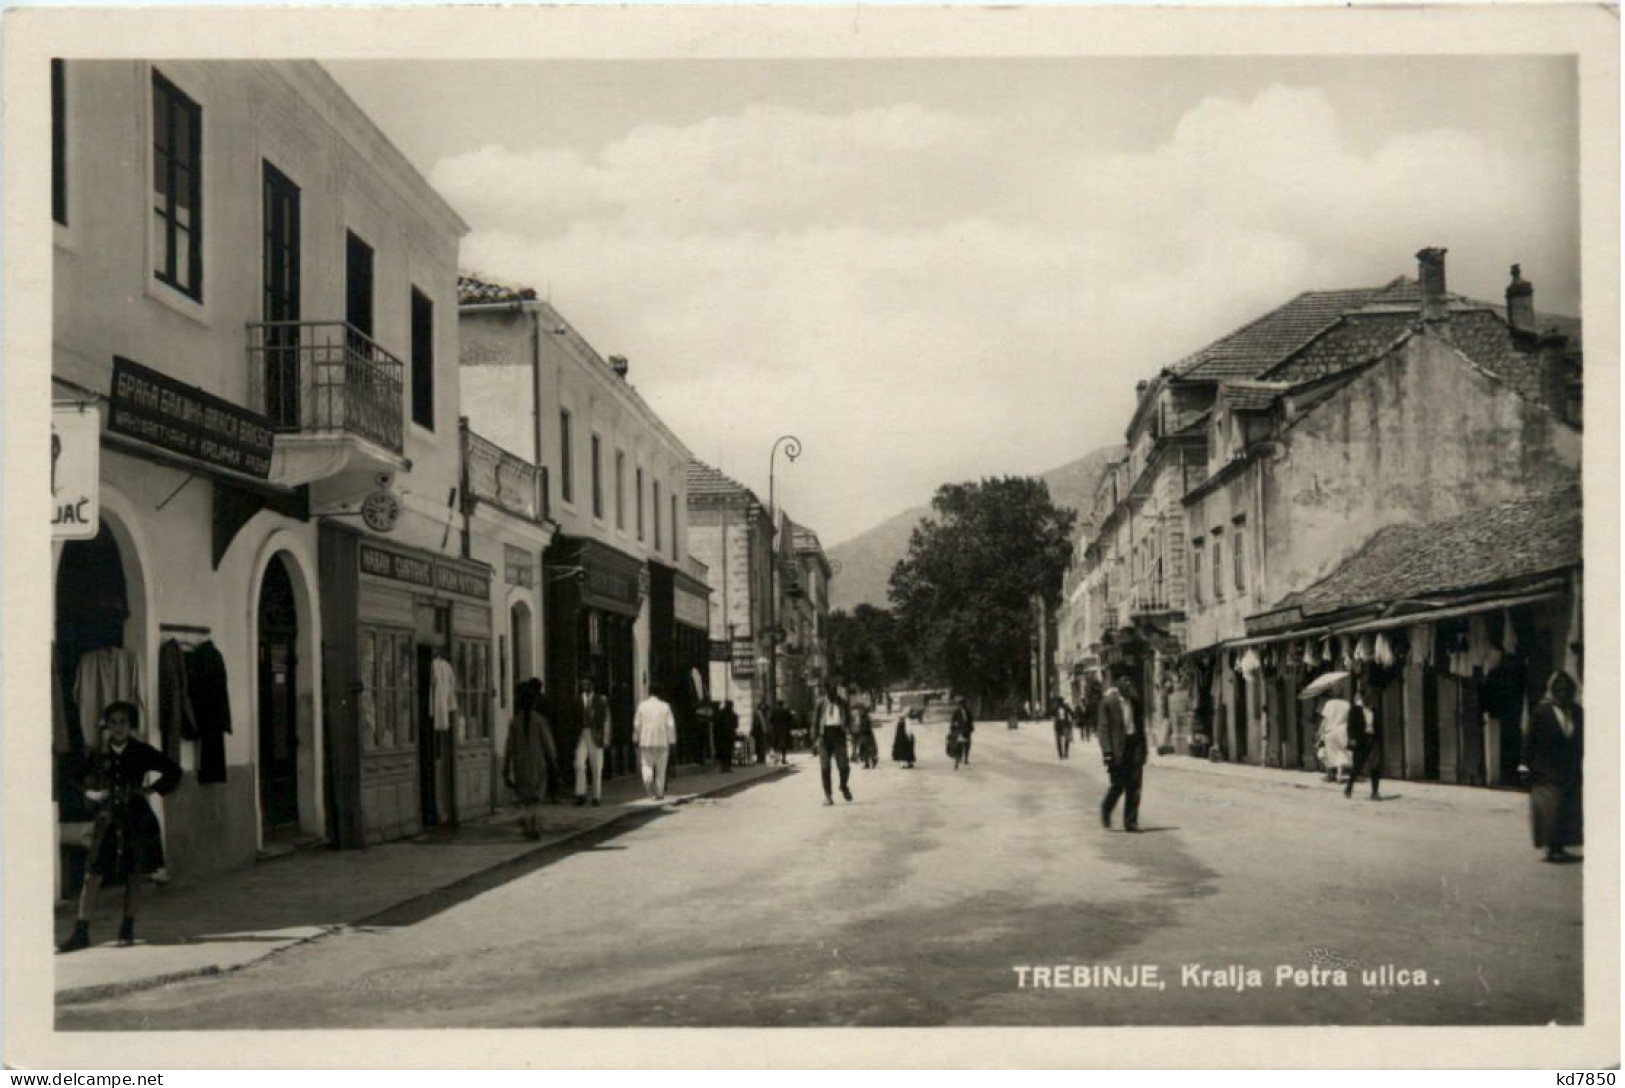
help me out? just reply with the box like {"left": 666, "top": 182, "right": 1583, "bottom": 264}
{"left": 1298, "top": 670, "right": 1351, "bottom": 701}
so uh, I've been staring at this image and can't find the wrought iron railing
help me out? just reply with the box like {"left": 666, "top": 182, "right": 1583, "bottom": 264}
{"left": 461, "top": 422, "right": 546, "bottom": 523}
{"left": 247, "top": 320, "right": 405, "bottom": 455}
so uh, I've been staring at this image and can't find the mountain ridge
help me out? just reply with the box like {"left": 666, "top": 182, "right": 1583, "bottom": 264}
{"left": 827, "top": 444, "right": 1124, "bottom": 611}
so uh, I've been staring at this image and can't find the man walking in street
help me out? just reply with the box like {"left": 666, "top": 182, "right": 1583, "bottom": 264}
{"left": 1053, "top": 696, "right": 1074, "bottom": 760}
{"left": 634, "top": 684, "right": 678, "bottom": 802}
{"left": 952, "top": 696, "right": 976, "bottom": 765}
{"left": 574, "top": 676, "right": 610, "bottom": 807}
{"left": 812, "top": 682, "right": 854, "bottom": 805}
{"left": 713, "top": 699, "right": 739, "bottom": 773}
{"left": 1099, "top": 673, "right": 1147, "bottom": 832}
{"left": 770, "top": 700, "right": 795, "bottom": 766}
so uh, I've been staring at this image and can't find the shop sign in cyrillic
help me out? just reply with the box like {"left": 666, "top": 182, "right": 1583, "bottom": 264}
{"left": 108, "top": 356, "right": 274, "bottom": 479}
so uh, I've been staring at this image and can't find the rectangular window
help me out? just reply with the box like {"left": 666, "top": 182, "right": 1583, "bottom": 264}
{"left": 636, "top": 466, "right": 645, "bottom": 540}
{"left": 591, "top": 433, "right": 604, "bottom": 519}
{"left": 151, "top": 69, "right": 203, "bottom": 300}
{"left": 410, "top": 288, "right": 434, "bottom": 430}
{"left": 51, "top": 59, "right": 66, "bottom": 225}
{"left": 1212, "top": 536, "right": 1224, "bottom": 602}
{"left": 1233, "top": 519, "right": 1248, "bottom": 593}
{"left": 1191, "top": 541, "right": 1205, "bottom": 607}
{"left": 559, "top": 409, "right": 574, "bottom": 504}
{"left": 671, "top": 493, "right": 679, "bottom": 559}
{"left": 654, "top": 481, "right": 663, "bottom": 551}
{"left": 615, "top": 451, "right": 626, "bottom": 530}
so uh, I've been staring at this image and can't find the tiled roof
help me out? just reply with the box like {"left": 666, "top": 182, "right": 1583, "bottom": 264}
{"left": 1219, "top": 381, "right": 1292, "bottom": 412}
{"left": 1172, "top": 287, "right": 1387, "bottom": 381}
{"left": 686, "top": 460, "right": 760, "bottom": 505}
{"left": 1277, "top": 485, "right": 1581, "bottom": 617}
{"left": 458, "top": 273, "right": 537, "bottom": 306}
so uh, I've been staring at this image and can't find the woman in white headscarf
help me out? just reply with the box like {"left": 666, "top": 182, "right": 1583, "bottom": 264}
{"left": 1316, "top": 680, "right": 1353, "bottom": 784}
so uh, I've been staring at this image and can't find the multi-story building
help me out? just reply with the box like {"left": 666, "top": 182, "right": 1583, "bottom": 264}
{"left": 685, "top": 462, "right": 776, "bottom": 728}
{"left": 1180, "top": 251, "right": 1581, "bottom": 779}
{"left": 51, "top": 60, "right": 476, "bottom": 878}
{"left": 784, "top": 518, "right": 834, "bottom": 720}
{"left": 458, "top": 276, "right": 705, "bottom": 782}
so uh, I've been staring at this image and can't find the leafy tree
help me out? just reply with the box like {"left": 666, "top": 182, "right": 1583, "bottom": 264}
{"left": 828, "top": 604, "right": 912, "bottom": 699}
{"left": 888, "top": 477, "right": 1076, "bottom": 711}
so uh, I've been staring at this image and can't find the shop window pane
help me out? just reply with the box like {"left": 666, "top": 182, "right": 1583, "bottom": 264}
{"left": 360, "top": 632, "right": 376, "bottom": 750}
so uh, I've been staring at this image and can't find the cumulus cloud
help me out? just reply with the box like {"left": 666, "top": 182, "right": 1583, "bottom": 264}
{"left": 437, "top": 84, "right": 1577, "bottom": 543}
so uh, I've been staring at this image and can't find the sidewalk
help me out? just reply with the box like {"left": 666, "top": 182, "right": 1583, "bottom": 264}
{"left": 54, "top": 758, "right": 794, "bottom": 1005}
{"left": 1143, "top": 742, "right": 1529, "bottom": 813}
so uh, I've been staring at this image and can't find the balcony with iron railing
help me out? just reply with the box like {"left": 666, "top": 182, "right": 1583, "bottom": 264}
{"left": 461, "top": 421, "right": 548, "bottom": 524}
{"left": 248, "top": 320, "right": 406, "bottom": 459}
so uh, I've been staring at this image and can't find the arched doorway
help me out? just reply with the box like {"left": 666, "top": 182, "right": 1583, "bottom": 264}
{"left": 510, "top": 600, "right": 534, "bottom": 694}
{"left": 55, "top": 523, "right": 134, "bottom": 896}
{"left": 258, "top": 555, "right": 300, "bottom": 843}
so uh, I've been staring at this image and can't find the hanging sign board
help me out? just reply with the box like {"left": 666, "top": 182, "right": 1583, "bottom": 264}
{"left": 52, "top": 405, "right": 101, "bottom": 539}
{"left": 108, "top": 356, "right": 274, "bottom": 479}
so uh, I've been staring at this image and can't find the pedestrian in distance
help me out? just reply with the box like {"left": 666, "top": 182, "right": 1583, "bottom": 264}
{"left": 1520, "top": 670, "right": 1583, "bottom": 863}
{"left": 770, "top": 700, "right": 795, "bottom": 765}
{"left": 1079, "top": 680, "right": 1101, "bottom": 744}
{"left": 751, "top": 703, "right": 768, "bottom": 765}
{"left": 713, "top": 699, "right": 739, "bottom": 774}
{"left": 1316, "top": 682, "right": 1354, "bottom": 785}
{"left": 1007, "top": 699, "right": 1020, "bottom": 731}
{"left": 1053, "top": 696, "right": 1074, "bottom": 760}
{"left": 58, "top": 702, "right": 182, "bottom": 953}
{"left": 1098, "top": 674, "right": 1147, "bottom": 833}
{"left": 891, "top": 714, "right": 917, "bottom": 768}
{"left": 812, "top": 683, "right": 854, "bottom": 805}
{"left": 574, "top": 676, "right": 610, "bottom": 806}
{"left": 855, "top": 707, "right": 879, "bottom": 769}
{"left": 634, "top": 683, "right": 678, "bottom": 802}
{"left": 1344, "top": 681, "right": 1383, "bottom": 801}
{"left": 951, "top": 696, "right": 976, "bottom": 766}
{"left": 504, "top": 679, "right": 550, "bottom": 840}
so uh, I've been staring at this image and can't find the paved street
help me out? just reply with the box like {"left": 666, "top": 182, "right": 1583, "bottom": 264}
{"left": 58, "top": 719, "right": 1581, "bottom": 1029}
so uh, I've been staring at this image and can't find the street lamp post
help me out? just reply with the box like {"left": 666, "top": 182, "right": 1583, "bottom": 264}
{"left": 766, "top": 434, "right": 802, "bottom": 717}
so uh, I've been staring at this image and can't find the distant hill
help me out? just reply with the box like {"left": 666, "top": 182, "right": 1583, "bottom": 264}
{"left": 827, "top": 445, "right": 1124, "bottom": 611}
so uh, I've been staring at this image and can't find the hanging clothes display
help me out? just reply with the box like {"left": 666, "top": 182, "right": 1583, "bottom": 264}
{"left": 73, "top": 647, "right": 143, "bottom": 745}
{"left": 1411, "top": 624, "right": 1435, "bottom": 668}
{"left": 1238, "top": 648, "right": 1263, "bottom": 675}
{"left": 157, "top": 639, "right": 197, "bottom": 762}
{"left": 430, "top": 655, "right": 458, "bottom": 733}
{"left": 184, "top": 640, "right": 232, "bottom": 784}
{"left": 52, "top": 643, "right": 78, "bottom": 755}
{"left": 1373, "top": 632, "right": 1396, "bottom": 669}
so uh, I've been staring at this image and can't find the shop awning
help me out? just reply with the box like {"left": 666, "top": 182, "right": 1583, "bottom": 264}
{"left": 1330, "top": 587, "right": 1564, "bottom": 637}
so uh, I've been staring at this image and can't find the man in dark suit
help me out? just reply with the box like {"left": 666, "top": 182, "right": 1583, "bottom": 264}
{"left": 712, "top": 699, "right": 739, "bottom": 773}
{"left": 574, "top": 676, "right": 610, "bottom": 806}
{"left": 1098, "top": 673, "right": 1147, "bottom": 832}
{"left": 811, "top": 683, "right": 854, "bottom": 805}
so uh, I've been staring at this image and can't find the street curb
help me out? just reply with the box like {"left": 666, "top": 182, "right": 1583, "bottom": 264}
{"left": 55, "top": 764, "right": 793, "bottom": 1008}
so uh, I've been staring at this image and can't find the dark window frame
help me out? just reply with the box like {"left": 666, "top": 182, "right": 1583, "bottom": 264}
{"left": 671, "top": 492, "right": 679, "bottom": 559}
{"left": 591, "top": 432, "right": 604, "bottom": 519}
{"left": 615, "top": 450, "right": 626, "bottom": 531}
{"left": 653, "top": 480, "right": 663, "bottom": 551}
{"left": 559, "top": 409, "right": 574, "bottom": 504}
{"left": 151, "top": 69, "right": 203, "bottom": 301}
{"left": 51, "top": 59, "right": 66, "bottom": 226}
{"left": 636, "top": 466, "right": 645, "bottom": 540}
{"left": 410, "top": 287, "right": 434, "bottom": 430}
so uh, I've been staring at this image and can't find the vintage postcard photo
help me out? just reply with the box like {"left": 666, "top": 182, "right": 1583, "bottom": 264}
{"left": 2, "top": 3, "right": 1618, "bottom": 1070}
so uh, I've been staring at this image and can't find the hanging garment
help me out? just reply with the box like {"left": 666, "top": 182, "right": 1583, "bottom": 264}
{"left": 1500, "top": 609, "right": 1519, "bottom": 656}
{"left": 1239, "top": 648, "right": 1262, "bottom": 675}
{"left": 1303, "top": 639, "right": 1319, "bottom": 668}
{"left": 1373, "top": 632, "right": 1396, "bottom": 669}
{"left": 52, "top": 643, "right": 79, "bottom": 755}
{"left": 1411, "top": 624, "right": 1435, "bottom": 668}
{"left": 184, "top": 640, "right": 232, "bottom": 784}
{"left": 1353, "top": 635, "right": 1373, "bottom": 664}
{"left": 73, "top": 647, "right": 143, "bottom": 746}
{"left": 157, "top": 639, "right": 197, "bottom": 762}
{"left": 430, "top": 657, "right": 458, "bottom": 733}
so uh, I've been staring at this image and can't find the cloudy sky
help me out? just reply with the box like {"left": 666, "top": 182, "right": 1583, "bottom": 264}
{"left": 328, "top": 57, "right": 1579, "bottom": 545}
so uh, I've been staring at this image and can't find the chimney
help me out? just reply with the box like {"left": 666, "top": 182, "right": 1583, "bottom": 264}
{"left": 608, "top": 354, "right": 630, "bottom": 379}
{"left": 1506, "top": 263, "right": 1536, "bottom": 335}
{"left": 1416, "top": 247, "right": 1449, "bottom": 323}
